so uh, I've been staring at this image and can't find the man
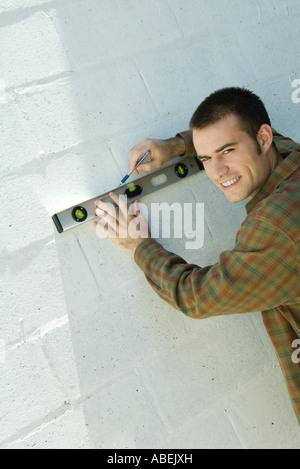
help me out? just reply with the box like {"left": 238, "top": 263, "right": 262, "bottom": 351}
{"left": 94, "top": 87, "right": 300, "bottom": 425}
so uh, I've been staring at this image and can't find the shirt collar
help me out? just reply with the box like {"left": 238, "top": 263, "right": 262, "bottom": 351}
{"left": 245, "top": 149, "right": 300, "bottom": 214}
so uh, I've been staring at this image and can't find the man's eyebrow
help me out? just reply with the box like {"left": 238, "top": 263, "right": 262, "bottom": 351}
{"left": 216, "top": 142, "right": 237, "bottom": 153}
{"left": 197, "top": 142, "right": 238, "bottom": 159}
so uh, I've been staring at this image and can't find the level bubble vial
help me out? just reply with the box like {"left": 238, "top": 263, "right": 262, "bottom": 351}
{"left": 125, "top": 185, "right": 143, "bottom": 198}
{"left": 175, "top": 163, "right": 188, "bottom": 178}
{"left": 72, "top": 206, "right": 88, "bottom": 222}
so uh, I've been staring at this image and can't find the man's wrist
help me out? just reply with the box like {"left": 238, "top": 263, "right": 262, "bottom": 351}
{"left": 131, "top": 236, "right": 151, "bottom": 255}
{"left": 164, "top": 135, "right": 187, "bottom": 158}
{"left": 134, "top": 238, "right": 163, "bottom": 266}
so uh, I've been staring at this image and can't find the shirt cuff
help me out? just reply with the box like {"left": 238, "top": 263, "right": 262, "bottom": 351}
{"left": 134, "top": 238, "right": 165, "bottom": 271}
{"left": 176, "top": 131, "right": 196, "bottom": 158}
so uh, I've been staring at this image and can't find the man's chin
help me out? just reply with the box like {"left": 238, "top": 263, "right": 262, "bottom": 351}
{"left": 224, "top": 192, "right": 247, "bottom": 204}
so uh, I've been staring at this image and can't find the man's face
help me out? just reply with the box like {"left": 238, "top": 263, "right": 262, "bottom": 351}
{"left": 192, "top": 114, "right": 273, "bottom": 203}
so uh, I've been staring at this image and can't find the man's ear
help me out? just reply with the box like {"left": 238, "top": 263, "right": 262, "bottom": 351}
{"left": 257, "top": 124, "right": 273, "bottom": 152}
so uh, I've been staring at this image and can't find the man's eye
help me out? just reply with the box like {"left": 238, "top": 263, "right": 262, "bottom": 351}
{"left": 223, "top": 148, "right": 233, "bottom": 155}
{"left": 199, "top": 157, "right": 210, "bottom": 162}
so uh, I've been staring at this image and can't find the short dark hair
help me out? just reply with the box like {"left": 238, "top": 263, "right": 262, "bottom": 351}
{"left": 190, "top": 87, "right": 274, "bottom": 147}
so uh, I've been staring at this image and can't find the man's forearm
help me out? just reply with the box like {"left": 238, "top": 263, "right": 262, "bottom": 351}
{"left": 164, "top": 135, "right": 187, "bottom": 158}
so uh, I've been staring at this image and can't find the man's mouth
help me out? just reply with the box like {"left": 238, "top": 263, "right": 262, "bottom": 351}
{"left": 221, "top": 176, "right": 241, "bottom": 188}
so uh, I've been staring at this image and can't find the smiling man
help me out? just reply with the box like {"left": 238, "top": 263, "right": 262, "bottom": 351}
{"left": 94, "top": 87, "right": 300, "bottom": 425}
{"left": 192, "top": 114, "right": 283, "bottom": 203}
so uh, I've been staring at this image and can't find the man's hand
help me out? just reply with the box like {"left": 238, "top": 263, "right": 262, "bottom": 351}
{"left": 93, "top": 192, "right": 150, "bottom": 254}
{"left": 129, "top": 136, "right": 186, "bottom": 173}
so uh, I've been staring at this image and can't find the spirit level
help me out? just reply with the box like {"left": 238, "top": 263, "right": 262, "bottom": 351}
{"left": 52, "top": 157, "right": 203, "bottom": 233}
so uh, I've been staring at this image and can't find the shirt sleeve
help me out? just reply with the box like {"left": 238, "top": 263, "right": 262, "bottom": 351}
{"left": 134, "top": 215, "right": 299, "bottom": 319}
{"left": 176, "top": 131, "right": 196, "bottom": 158}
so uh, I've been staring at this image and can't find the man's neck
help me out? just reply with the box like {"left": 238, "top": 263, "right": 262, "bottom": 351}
{"left": 269, "top": 145, "right": 283, "bottom": 172}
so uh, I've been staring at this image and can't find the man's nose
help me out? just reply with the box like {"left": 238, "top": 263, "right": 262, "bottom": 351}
{"left": 210, "top": 157, "right": 229, "bottom": 180}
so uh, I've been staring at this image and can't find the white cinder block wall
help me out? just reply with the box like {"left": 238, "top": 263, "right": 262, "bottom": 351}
{"left": 1, "top": 0, "right": 299, "bottom": 449}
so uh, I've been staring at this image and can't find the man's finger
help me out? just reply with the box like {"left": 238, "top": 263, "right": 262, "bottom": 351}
{"left": 94, "top": 215, "right": 118, "bottom": 239}
{"left": 130, "top": 199, "right": 140, "bottom": 217}
{"left": 108, "top": 192, "right": 129, "bottom": 219}
{"left": 95, "top": 199, "right": 116, "bottom": 215}
{"left": 107, "top": 192, "right": 119, "bottom": 206}
{"left": 136, "top": 161, "right": 159, "bottom": 172}
{"left": 95, "top": 206, "right": 119, "bottom": 228}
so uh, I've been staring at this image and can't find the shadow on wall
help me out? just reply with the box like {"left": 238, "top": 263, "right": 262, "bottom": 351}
{"left": 47, "top": 0, "right": 300, "bottom": 449}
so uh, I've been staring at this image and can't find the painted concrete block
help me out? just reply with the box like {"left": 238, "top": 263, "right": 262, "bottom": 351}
{"left": 74, "top": 221, "right": 144, "bottom": 296}
{"left": 169, "top": 0, "right": 298, "bottom": 39}
{"left": 0, "top": 174, "right": 54, "bottom": 255}
{"left": 252, "top": 76, "right": 300, "bottom": 141}
{"left": 136, "top": 38, "right": 255, "bottom": 117}
{"left": 136, "top": 313, "right": 273, "bottom": 431}
{"left": 67, "top": 279, "right": 189, "bottom": 395}
{"left": 0, "top": 240, "right": 67, "bottom": 344}
{"left": 225, "top": 0, "right": 299, "bottom": 25}
{"left": 81, "top": 371, "right": 166, "bottom": 448}
{"left": 0, "top": 0, "right": 53, "bottom": 13}
{"left": 107, "top": 113, "right": 191, "bottom": 177}
{"left": 156, "top": 404, "right": 243, "bottom": 449}
{"left": 53, "top": 228, "right": 102, "bottom": 310}
{"left": 40, "top": 319, "right": 81, "bottom": 403}
{"left": 168, "top": 0, "right": 239, "bottom": 37}
{"left": 16, "top": 61, "right": 157, "bottom": 155}
{"left": 236, "top": 15, "right": 300, "bottom": 84}
{"left": 2, "top": 407, "right": 91, "bottom": 449}
{"left": 50, "top": 0, "right": 180, "bottom": 68}
{"left": 0, "top": 99, "right": 42, "bottom": 176}
{"left": 223, "top": 367, "right": 300, "bottom": 448}
{"left": 40, "top": 140, "right": 121, "bottom": 216}
{"left": 0, "top": 11, "right": 70, "bottom": 87}
{"left": 16, "top": 79, "right": 85, "bottom": 155}
{"left": 0, "top": 340, "right": 66, "bottom": 443}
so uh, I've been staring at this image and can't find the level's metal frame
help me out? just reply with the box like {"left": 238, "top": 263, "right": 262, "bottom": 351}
{"left": 52, "top": 157, "right": 203, "bottom": 233}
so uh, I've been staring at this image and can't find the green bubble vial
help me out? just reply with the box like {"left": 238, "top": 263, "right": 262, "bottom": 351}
{"left": 75, "top": 209, "right": 86, "bottom": 219}
{"left": 72, "top": 206, "right": 88, "bottom": 222}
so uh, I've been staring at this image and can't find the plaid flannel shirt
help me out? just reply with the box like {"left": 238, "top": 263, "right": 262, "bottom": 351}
{"left": 134, "top": 129, "right": 300, "bottom": 425}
